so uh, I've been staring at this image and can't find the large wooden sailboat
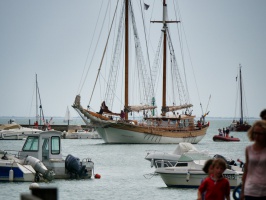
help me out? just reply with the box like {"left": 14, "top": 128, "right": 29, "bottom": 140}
{"left": 229, "top": 65, "right": 251, "bottom": 132}
{"left": 73, "top": 0, "right": 209, "bottom": 144}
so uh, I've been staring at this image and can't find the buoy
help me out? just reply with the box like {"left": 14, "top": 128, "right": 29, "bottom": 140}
{"left": 186, "top": 171, "right": 190, "bottom": 182}
{"left": 9, "top": 169, "right": 14, "bottom": 182}
{"left": 94, "top": 174, "right": 101, "bottom": 179}
{"left": 29, "top": 182, "right": 40, "bottom": 190}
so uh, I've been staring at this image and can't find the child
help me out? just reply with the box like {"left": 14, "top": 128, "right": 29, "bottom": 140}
{"left": 201, "top": 159, "right": 214, "bottom": 200}
{"left": 202, "top": 159, "right": 213, "bottom": 176}
{"left": 197, "top": 158, "right": 230, "bottom": 200}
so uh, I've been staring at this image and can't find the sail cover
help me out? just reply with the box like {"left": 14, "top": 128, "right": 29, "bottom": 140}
{"left": 127, "top": 105, "right": 157, "bottom": 112}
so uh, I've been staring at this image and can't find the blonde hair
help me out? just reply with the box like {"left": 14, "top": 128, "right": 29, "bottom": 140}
{"left": 247, "top": 120, "right": 266, "bottom": 141}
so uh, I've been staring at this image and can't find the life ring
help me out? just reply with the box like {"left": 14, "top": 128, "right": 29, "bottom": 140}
{"left": 233, "top": 183, "right": 242, "bottom": 200}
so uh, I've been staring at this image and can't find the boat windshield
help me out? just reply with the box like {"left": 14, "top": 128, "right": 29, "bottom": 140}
{"left": 178, "top": 152, "right": 211, "bottom": 162}
{"left": 22, "top": 136, "right": 39, "bottom": 151}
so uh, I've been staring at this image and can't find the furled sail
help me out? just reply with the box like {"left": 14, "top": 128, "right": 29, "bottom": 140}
{"left": 127, "top": 105, "right": 157, "bottom": 112}
{"left": 163, "top": 104, "right": 193, "bottom": 112}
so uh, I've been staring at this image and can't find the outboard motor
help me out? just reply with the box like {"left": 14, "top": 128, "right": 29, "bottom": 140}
{"left": 24, "top": 156, "right": 55, "bottom": 181}
{"left": 65, "top": 154, "right": 88, "bottom": 179}
{"left": 213, "top": 154, "right": 237, "bottom": 166}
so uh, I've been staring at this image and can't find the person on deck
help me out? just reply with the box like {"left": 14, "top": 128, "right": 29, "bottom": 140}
{"left": 120, "top": 110, "right": 125, "bottom": 120}
{"left": 223, "top": 128, "right": 226, "bottom": 137}
{"left": 225, "top": 127, "right": 230, "bottom": 137}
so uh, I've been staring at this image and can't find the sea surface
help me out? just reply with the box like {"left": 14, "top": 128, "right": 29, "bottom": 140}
{"left": 0, "top": 117, "right": 257, "bottom": 200}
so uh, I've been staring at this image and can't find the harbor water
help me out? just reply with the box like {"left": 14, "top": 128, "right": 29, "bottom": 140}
{"left": 0, "top": 117, "right": 255, "bottom": 200}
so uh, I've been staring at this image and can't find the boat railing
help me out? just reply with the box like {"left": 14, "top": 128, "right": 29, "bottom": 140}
{"left": 155, "top": 160, "right": 175, "bottom": 168}
{"left": 1, "top": 149, "right": 20, "bottom": 158}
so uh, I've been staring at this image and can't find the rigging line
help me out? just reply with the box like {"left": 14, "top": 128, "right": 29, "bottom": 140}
{"left": 205, "top": 94, "right": 211, "bottom": 114}
{"left": 139, "top": 0, "right": 153, "bottom": 94}
{"left": 172, "top": 0, "right": 190, "bottom": 103}
{"left": 36, "top": 79, "right": 45, "bottom": 124}
{"left": 77, "top": 0, "right": 105, "bottom": 94}
{"left": 173, "top": 0, "right": 203, "bottom": 110}
{"left": 79, "top": 1, "right": 111, "bottom": 94}
{"left": 234, "top": 67, "right": 239, "bottom": 119}
{"left": 88, "top": 0, "right": 120, "bottom": 106}
{"left": 147, "top": 0, "right": 156, "bottom": 57}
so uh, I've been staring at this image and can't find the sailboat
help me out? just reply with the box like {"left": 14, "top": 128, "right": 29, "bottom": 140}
{"left": 72, "top": 0, "right": 209, "bottom": 144}
{"left": 229, "top": 65, "right": 251, "bottom": 132}
{"left": 63, "top": 106, "right": 72, "bottom": 126}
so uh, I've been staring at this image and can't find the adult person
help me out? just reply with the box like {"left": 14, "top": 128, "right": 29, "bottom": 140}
{"left": 226, "top": 127, "right": 230, "bottom": 137}
{"left": 260, "top": 109, "right": 266, "bottom": 120}
{"left": 240, "top": 120, "right": 266, "bottom": 200}
{"left": 197, "top": 158, "right": 230, "bottom": 200}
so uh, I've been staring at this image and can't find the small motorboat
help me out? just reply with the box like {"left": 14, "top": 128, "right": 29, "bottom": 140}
{"left": 0, "top": 122, "right": 42, "bottom": 140}
{"left": 145, "top": 143, "right": 198, "bottom": 168}
{"left": 0, "top": 130, "right": 94, "bottom": 182}
{"left": 154, "top": 151, "right": 243, "bottom": 188}
{"left": 213, "top": 135, "right": 240, "bottom": 142}
{"left": 62, "top": 125, "right": 101, "bottom": 139}
{"left": 145, "top": 143, "right": 238, "bottom": 168}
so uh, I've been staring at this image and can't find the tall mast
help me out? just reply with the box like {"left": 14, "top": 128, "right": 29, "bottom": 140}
{"left": 162, "top": 0, "right": 167, "bottom": 116}
{"left": 35, "top": 74, "right": 38, "bottom": 123}
{"left": 125, "top": 0, "right": 129, "bottom": 120}
{"left": 239, "top": 64, "right": 243, "bottom": 124}
{"left": 151, "top": 0, "right": 179, "bottom": 116}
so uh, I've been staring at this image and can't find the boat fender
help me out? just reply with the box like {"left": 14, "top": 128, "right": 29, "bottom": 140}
{"left": 9, "top": 168, "right": 14, "bottom": 182}
{"left": 29, "top": 182, "right": 40, "bottom": 190}
{"left": 151, "top": 158, "right": 154, "bottom": 168}
{"left": 94, "top": 174, "right": 101, "bottom": 179}
{"left": 186, "top": 171, "right": 190, "bottom": 182}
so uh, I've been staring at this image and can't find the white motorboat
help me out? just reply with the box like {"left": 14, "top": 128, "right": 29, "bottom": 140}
{"left": 0, "top": 122, "right": 42, "bottom": 140}
{"left": 145, "top": 143, "right": 198, "bottom": 168}
{"left": 0, "top": 130, "right": 94, "bottom": 182}
{"left": 62, "top": 125, "right": 101, "bottom": 139}
{"left": 145, "top": 143, "right": 238, "bottom": 168}
{"left": 154, "top": 151, "right": 243, "bottom": 188}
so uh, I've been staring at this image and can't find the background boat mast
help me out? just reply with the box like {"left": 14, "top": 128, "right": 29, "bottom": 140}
{"left": 239, "top": 64, "right": 243, "bottom": 124}
{"left": 125, "top": 0, "right": 129, "bottom": 120}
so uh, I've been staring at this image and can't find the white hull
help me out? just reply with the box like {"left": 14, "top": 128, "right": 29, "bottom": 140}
{"left": 96, "top": 127, "right": 205, "bottom": 144}
{"left": 156, "top": 168, "right": 242, "bottom": 188}
{"left": 63, "top": 131, "right": 101, "bottom": 139}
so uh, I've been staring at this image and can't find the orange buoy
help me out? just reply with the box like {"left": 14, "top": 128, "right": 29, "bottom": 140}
{"left": 94, "top": 174, "right": 101, "bottom": 179}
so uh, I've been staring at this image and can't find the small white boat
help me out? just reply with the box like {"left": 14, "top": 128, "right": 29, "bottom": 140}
{"left": 145, "top": 143, "right": 198, "bottom": 168}
{"left": 62, "top": 125, "right": 101, "bottom": 139}
{"left": 0, "top": 122, "right": 42, "bottom": 140}
{"left": 0, "top": 130, "right": 94, "bottom": 182}
{"left": 154, "top": 151, "right": 243, "bottom": 188}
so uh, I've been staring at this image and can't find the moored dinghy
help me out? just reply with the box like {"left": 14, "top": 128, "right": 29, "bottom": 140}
{"left": 213, "top": 135, "right": 240, "bottom": 142}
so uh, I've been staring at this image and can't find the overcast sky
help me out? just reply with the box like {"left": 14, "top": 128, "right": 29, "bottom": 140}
{"left": 0, "top": 0, "right": 265, "bottom": 119}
